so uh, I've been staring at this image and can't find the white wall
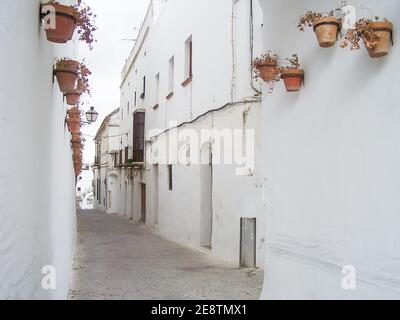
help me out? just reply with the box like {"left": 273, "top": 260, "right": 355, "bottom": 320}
{"left": 0, "top": 0, "right": 78, "bottom": 299}
{"left": 117, "top": 0, "right": 267, "bottom": 267}
{"left": 259, "top": 0, "right": 400, "bottom": 299}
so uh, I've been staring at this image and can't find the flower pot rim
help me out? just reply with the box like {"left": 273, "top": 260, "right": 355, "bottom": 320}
{"left": 313, "top": 17, "right": 341, "bottom": 30}
{"left": 369, "top": 21, "right": 393, "bottom": 32}
{"left": 65, "top": 89, "right": 83, "bottom": 95}
{"left": 255, "top": 60, "right": 277, "bottom": 67}
{"left": 41, "top": 2, "right": 76, "bottom": 18}
{"left": 55, "top": 59, "right": 80, "bottom": 73}
{"left": 281, "top": 68, "right": 304, "bottom": 78}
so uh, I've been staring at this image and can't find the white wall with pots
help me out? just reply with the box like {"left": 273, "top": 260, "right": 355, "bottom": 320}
{"left": 0, "top": 0, "right": 78, "bottom": 299}
{"left": 258, "top": 0, "right": 400, "bottom": 299}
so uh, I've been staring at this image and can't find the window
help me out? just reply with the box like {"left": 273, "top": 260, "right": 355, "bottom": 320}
{"left": 140, "top": 76, "right": 146, "bottom": 99}
{"left": 127, "top": 102, "right": 130, "bottom": 114}
{"left": 134, "top": 91, "right": 137, "bottom": 106}
{"left": 133, "top": 111, "right": 145, "bottom": 163}
{"left": 154, "top": 73, "right": 160, "bottom": 108}
{"left": 168, "top": 165, "right": 173, "bottom": 191}
{"left": 168, "top": 56, "right": 175, "bottom": 95}
{"left": 125, "top": 146, "right": 129, "bottom": 163}
{"left": 185, "top": 36, "right": 193, "bottom": 79}
{"left": 77, "top": 187, "right": 81, "bottom": 192}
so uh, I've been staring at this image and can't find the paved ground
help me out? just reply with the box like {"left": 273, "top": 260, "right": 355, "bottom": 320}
{"left": 69, "top": 210, "right": 263, "bottom": 300}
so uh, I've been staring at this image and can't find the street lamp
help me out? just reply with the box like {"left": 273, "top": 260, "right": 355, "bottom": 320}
{"left": 85, "top": 107, "right": 99, "bottom": 123}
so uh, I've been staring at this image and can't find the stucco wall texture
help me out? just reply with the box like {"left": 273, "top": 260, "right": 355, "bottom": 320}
{"left": 259, "top": 0, "right": 400, "bottom": 299}
{"left": 0, "top": 0, "right": 78, "bottom": 299}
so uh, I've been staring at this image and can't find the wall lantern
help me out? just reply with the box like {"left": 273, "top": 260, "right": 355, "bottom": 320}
{"left": 85, "top": 107, "right": 99, "bottom": 123}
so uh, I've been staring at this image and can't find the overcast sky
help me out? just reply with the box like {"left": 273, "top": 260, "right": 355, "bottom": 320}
{"left": 79, "top": 0, "right": 151, "bottom": 163}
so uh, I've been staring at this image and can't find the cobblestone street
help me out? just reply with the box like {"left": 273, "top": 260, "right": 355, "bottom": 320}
{"left": 69, "top": 210, "right": 263, "bottom": 300}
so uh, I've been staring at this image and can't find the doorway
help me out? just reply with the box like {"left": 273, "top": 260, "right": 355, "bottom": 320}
{"left": 140, "top": 183, "right": 146, "bottom": 223}
{"left": 152, "top": 165, "right": 159, "bottom": 224}
{"left": 200, "top": 143, "right": 213, "bottom": 249}
{"left": 240, "top": 218, "right": 256, "bottom": 268}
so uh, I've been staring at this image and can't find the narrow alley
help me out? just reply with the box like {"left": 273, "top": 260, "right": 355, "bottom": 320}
{"left": 69, "top": 210, "right": 263, "bottom": 300}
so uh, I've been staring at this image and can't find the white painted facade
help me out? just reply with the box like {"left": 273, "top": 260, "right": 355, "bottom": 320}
{"left": 93, "top": 109, "right": 121, "bottom": 214}
{"left": 259, "top": 0, "right": 400, "bottom": 299}
{"left": 0, "top": 0, "right": 78, "bottom": 299}
{"left": 114, "top": 0, "right": 267, "bottom": 268}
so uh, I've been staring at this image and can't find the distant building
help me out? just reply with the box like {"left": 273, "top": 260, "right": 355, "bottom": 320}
{"left": 93, "top": 109, "right": 121, "bottom": 214}
{"left": 76, "top": 165, "right": 94, "bottom": 209}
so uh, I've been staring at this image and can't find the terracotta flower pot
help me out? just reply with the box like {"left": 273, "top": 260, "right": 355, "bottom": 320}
{"left": 42, "top": 3, "right": 76, "bottom": 44}
{"left": 365, "top": 21, "right": 393, "bottom": 58}
{"left": 67, "top": 107, "right": 81, "bottom": 119}
{"left": 313, "top": 17, "right": 341, "bottom": 48}
{"left": 54, "top": 60, "right": 80, "bottom": 93}
{"left": 65, "top": 89, "right": 82, "bottom": 106}
{"left": 73, "top": 155, "right": 82, "bottom": 163}
{"left": 73, "top": 150, "right": 82, "bottom": 158}
{"left": 281, "top": 69, "right": 305, "bottom": 92}
{"left": 74, "top": 163, "right": 82, "bottom": 177}
{"left": 72, "top": 145, "right": 83, "bottom": 154}
{"left": 255, "top": 60, "right": 278, "bottom": 82}
{"left": 71, "top": 132, "right": 82, "bottom": 144}
{"left": 66, "top": 118, "right": 81, "bottom": 133}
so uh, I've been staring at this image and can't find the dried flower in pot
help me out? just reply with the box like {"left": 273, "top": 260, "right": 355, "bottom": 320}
{"left": 279, "top": 54, "right": 305, "bottom": 92}
{"left": 67, "top": 107, "right": 82, "bottom": 119}
{"left": 74, "top": 0, "right": 97, "bottom": 50}
{"left": 340, "top": 17, "right": 393, "bottom": 58}
{"left": 41, "top": 1, "right": 76, "bottom": 43}
{"left": 41, "top": 1, "right": 97, "bottom": 50}
{"left": 65, "top": 89, "right": 82, "bottom": 106}
{"left": 54, "top": 59, "right": 80, "bottom": 92}
{"left": 298, "top": 10, "right": 342, "bottom": 48}
{"left": 252, "top": 51, "right": 279, "bottom": 82}
{"left": 72, "top": 144, "right": 83, "bottom": 154}
{"left": 71, "top": 132, "right": 82, "bottom": 144}
{"left": 73, "top": 149, "right": 82, "bottom": 157}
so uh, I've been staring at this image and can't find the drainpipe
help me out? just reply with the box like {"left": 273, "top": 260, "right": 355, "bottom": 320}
{"left": 231, "top": 0, "right": 262, "bottom": 100}
{"left": 249, "top": 0, "right": 261, "bottom": 95}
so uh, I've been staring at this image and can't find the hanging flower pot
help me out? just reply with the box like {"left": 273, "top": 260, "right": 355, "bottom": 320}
{"left": 279, "top": 54, "right": 304, "bottom": 92}
{"left": 41, "top": 3, "right": 76, "bottom": 43}
{"left": 313, "top": 17, "right": 341, "bottom": 47}
{"left": 66, "top": 117, "right": 81, "bottom": 133}
{"left": 341, "top": 18, "right": 393, "bottom": 58}
{"left": 364, "top": 21, "right": 393, "bottom": 58}
{"left": 73, "top": 156, "right": 82, "bottom": 165}
{"left": 73, "top": 149, "right": 82, "bottom": 158}
{"left": 54, "top": 59, "right": 80, "bottom": 92}
{"left": 281, "top": 69, "right": 305, "bottom": 92}
{"left": 252, "top": 51, "right": 279, "bottom": 82}
{"left": 298, "top": 11, "right": 342, "bottom": 48}
{"left": 65, "top": 89, "right": 82, "bottom": 106}
{"left": 71, "top": 132, "right": 82, "bottom": 144}
{"left": 67, "top": 107, "right": 81, "bottom": 119}
{"left": 72, "top": 145, "right": 83, "bottom": 154}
